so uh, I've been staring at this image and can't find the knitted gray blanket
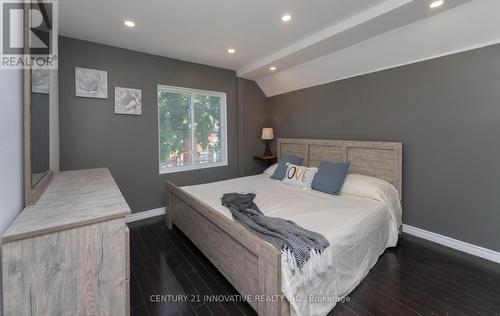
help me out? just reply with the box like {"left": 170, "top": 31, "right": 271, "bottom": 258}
{"left": 221, "top": 193, "right": 329, "bottom": 270}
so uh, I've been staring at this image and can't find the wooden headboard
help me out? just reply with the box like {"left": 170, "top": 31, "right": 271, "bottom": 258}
{"left": 277, "top": 138, "right": 403, "bottom": 199}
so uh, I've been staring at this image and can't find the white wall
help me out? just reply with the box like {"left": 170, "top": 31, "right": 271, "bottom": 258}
{"left": 0, "top": 69, "right": 24, "bottom": 314}
{"left": 0, "top": 69, "right": 24, "bottom": 237}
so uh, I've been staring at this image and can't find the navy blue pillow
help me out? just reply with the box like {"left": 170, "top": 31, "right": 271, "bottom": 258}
{"left": 271, "top": 155, "right": 303, "bottom": 180}
{"left": 311, "top": 162, "right": 351, "bottom": 195}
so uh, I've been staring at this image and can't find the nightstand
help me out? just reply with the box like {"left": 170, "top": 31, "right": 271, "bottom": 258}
{"left": 253, "top": 155, "right": 277, "bottom": 167}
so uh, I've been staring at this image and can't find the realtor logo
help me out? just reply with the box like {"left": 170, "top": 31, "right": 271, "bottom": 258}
{"left": 1, "top": 0, "right": 58, "bottom": 69}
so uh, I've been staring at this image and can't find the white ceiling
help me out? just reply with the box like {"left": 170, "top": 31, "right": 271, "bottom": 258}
{"left": 59, "top": 0, "right": 383, "bottom": 70}
{"left": 258, "top": 0, "right": 500, "bottom": 96}
{"left": 59, "top": 0, "right": 500, "bottom": 97}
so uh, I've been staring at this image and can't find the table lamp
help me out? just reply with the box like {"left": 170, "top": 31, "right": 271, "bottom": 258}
{"left": 261, "top": 128, "right": 274, "bottom": 157}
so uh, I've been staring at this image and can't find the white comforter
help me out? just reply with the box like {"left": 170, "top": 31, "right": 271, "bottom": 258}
{"left": 182, "top": 174, "right": 401, "bottom": 316}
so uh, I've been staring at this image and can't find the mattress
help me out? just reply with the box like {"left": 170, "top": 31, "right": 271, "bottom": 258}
{"left": 182, "top": 174, "right": 399, "bottom": 316}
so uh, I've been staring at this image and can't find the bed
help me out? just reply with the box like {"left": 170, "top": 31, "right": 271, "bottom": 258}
{"left": 166, "top": 138, "right": 402, "bottom": 316}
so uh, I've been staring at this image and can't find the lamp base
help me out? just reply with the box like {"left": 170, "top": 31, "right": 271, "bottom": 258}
{"left": 263, "top": 140, "right": 273, "bottom": 157}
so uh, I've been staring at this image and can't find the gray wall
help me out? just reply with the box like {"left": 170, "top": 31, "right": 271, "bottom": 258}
{"left": 31, "top": 93, "right": 50, "bottom": 175}
{"left": 269, "top": 44, "right": 500, "bottom": 252}
{"left": 0, "top": 69, "right": 24, "bottom": 315}
{"left": 59, "top": 36, "right": 268, "bottom": 213}
{"left": 59, "top": 36, "right": 500, "bottom": 252}
{"left": 238, "top": 78, "right": 271, "bottom": 176}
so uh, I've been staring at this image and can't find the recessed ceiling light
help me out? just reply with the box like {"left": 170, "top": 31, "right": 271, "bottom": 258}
{"left": 429, "top": 0, "right": 444, "bottom": 8}
{"left": 227, "top": 48, "right": 236, "bottom": 54}
{"left": 281, "top": 14, "right": 292, "bottom": 22}
{"left": 269, "top": 66, "right": 277, "bottom": 71}
{"left": 124, "top": 20, "right": 135, "bottom": 27}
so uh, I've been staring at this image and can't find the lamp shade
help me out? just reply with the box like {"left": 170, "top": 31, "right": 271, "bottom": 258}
{"left": 261, "top": 128, "right": 274, "bottom": 140}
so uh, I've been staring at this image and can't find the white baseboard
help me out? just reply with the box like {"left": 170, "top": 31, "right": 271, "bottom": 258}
{"left": 125, "top": 207, "right": 166, "bottom": 223}
{"left": 402, "top": 224, "right": 500, "bottom": 264}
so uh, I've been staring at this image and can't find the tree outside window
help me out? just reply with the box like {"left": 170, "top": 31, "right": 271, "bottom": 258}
{"left": 158, "top": 86, "right": 227, "bottom": 173}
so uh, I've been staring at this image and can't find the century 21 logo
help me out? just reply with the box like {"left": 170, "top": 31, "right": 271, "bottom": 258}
{"left": 2, "top": 2, "right": 52, "bottom": 55}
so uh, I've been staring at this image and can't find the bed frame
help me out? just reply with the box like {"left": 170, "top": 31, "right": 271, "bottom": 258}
{"left": 166, "top": 138, "right": 402, "bottom": 315}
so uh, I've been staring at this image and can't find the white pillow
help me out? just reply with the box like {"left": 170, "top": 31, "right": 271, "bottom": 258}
{"left": 263, "top": 163, "right": 278, "bottom": 176}
{"left": 281, "top": 163, "right": 318, "bottom": 190}
{"left": 341, "top": 174, "right": 402, "bottom": 232}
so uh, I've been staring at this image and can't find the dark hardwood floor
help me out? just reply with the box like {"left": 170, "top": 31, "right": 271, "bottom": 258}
{"left": 128, "top": 216, "right": 500, "bottom": 316}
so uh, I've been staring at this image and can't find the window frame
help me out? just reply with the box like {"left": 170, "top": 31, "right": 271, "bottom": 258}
{"left": 157, "top": 84, "right": 228, "bottom": 174}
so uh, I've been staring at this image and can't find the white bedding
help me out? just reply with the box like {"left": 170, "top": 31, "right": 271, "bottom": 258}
{"left": 181, "top": 174, "right": 400, "bottom": 316}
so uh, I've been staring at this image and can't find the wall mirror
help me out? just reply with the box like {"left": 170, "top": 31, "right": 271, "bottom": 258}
{"left": 24, "top": 1, "right": 53, "bottom": 206}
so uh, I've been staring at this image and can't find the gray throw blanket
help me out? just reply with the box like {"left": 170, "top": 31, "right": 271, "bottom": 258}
{"left": 221, "top": 193, "right": 329, "bottom": 270}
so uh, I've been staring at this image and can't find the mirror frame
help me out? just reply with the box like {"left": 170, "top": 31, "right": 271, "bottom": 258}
{"left": 24, "top": 1, "right": 53, "bottom": 206}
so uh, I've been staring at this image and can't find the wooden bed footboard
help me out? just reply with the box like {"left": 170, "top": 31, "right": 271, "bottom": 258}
{"left": 166, "top": 182, "right": 283, "bottom": 316}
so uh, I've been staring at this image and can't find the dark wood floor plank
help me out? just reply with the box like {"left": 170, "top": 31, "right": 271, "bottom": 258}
{"left": 400, "top": 235, "right": 500, "bottom": 282}
{"left": 168, "top": 226, "right": 248, "bottom": 316}
{"left": 167, "top": 226, "right": 257, "bottom": 316}
{"left": 146, "top": 220, "right": 240, "bottom": 314}
{"left": 453, "top": 275, "right": 500, "bottom": 307}
{"left": 130, "top": 229, "right": 182, "bottom": 316}
{"left": 151, "top": 221, "right": 257, "bottom": 315}
{"left": 395, "top": 259, "right": 498, "bottom": 315}
{"left": 167, "top": 225, "right": 256, "bottom": 315}
{"left": 130, "top": 268, "right": 145, "bottom": 309}
{"left": 136, "top": 223, "right": 201, "bottom": 302}
{"left": 129, "top": 216, "right": 500, "bottom": 316}
{"left": 334, "top": 297, "right": 376, "bottom": 316}
{"left": 329, "top": 302, "right": 359, "bottom": 316}
{"left": 130, "top": 229, "right": 162, "bottom": 316}
{"left": 136, "top": 225, "right": 190, "bottom": 297}
{"left": 371, "top": 259, "right": 486, "bottom": 315}
{"left": 148, "top": 224, "right": 196, "bottom": 275}
{"left": 350, "top": 277, "right": 421, "bottom": 316}
{"left": 371, "top": 251, "right": 496, "bottom": 315}
{"left": 153, "top": 222, "right": 255, "bottom": 315}
{"left": 131, "top": 303, "right": 147, "bottom": 316}
{"left": 366, "top": 264, "right": 450, "bottom": 315}
{"left": 143, "top": 222, "right": 208, "bottom": 310}
{"left": 361, "top": 276, "right": 434, "bottom": 315}
{"left": 136, "top": 226, "right": 198, "bottom": 316}
{"left": 185, "top": 271, "right": 232, "bottom": 316}
{"left": 195, "top": 304, "right": 213, "bottom": 316}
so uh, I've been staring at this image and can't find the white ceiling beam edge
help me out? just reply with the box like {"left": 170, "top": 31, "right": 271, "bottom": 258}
{"left": 237, "top": 0, "right": 413, "bottom": 79}
{"left": 257, "top": 0, "right": 500, "bottom": 97}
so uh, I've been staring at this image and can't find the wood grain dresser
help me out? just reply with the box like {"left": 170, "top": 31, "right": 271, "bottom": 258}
{"left": 2, "top": 168, "right": 131, "bottom": 315}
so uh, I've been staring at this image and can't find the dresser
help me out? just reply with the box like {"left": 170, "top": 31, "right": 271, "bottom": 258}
{"left": 2, "top": 168, "right": 131, "bottom": 316}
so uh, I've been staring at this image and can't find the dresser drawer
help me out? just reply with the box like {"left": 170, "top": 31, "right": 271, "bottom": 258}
{"left": 2, "top": 219, "right": 127, "bottom": 315}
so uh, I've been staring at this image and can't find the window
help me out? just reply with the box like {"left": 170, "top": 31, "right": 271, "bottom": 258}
{"left": 158, "top": 85, "right": 227, "bottom": 173}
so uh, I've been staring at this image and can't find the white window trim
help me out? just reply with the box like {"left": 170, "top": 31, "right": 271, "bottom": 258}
{"left": 158, "top": 84, "right": 228, "bottom": 174}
